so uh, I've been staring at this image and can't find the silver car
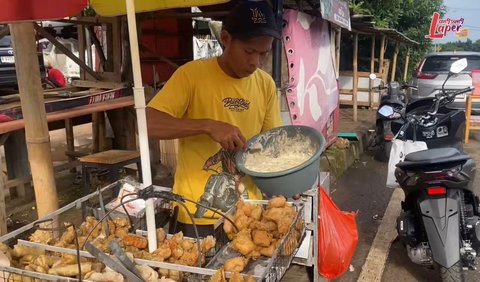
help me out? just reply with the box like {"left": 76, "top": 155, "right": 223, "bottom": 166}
{"left": 410, "top": 51, "right": 480, "bottom": 112}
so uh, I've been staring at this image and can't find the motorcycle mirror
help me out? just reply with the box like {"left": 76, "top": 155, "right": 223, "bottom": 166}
{"left": 450, "top": 58, "right": 468, "bottom": 74}
{"left": 369, "top": 73, "right": 377, "bottom": 80}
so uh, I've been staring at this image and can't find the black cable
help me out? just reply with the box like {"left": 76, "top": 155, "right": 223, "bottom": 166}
{"left": 183, "top": 198, "right": 239, "bottom": 233}
{"left": 119, "top": 193, "right": 136, "bottom": 232}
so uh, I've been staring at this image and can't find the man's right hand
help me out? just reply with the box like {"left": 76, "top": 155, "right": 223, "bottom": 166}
{"left": 207, "top": 120, "right": 246, "bottom": 152}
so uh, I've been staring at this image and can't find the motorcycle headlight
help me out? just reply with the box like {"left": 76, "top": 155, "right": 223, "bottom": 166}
{"left": 379, "top": 105, "right": 394, "bottom": 117}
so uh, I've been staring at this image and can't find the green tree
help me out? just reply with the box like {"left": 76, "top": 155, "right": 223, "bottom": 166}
{"left": 349, "top": 0, "right": 446, "bottom": 81}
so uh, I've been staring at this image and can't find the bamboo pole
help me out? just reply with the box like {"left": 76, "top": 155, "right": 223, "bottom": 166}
{"left": 9, "top": 23, "right": 58, "bottom": 217}
{"left": 379, "top": 35, "right": 386, "bottom": 76}
{"left": 335, "top": 28, "right": 341, "bottom": 78}
{"left": 125, "top": 0, "right": 156, "bottom": 252}
{"left": 391, "top": 42, "right": 400, "bottom": 82}
{"left": 369, "top": 35, "right": 376, "bottom": 108}
{"left": 353, "top": 32, "right": 359, "bottom": 122}
{"left": 403, "top": 48, "right": 411, "bottom": 82}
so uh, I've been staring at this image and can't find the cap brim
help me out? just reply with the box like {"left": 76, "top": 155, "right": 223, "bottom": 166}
{"left": 240, "top": 28, "right": 282, "bottom": 40}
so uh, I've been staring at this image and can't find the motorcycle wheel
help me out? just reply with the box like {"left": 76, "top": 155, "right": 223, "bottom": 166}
{"left": 438, "top": 261, "right": 464, "bottom": 282}
{"left": 374, "top": 140, "right": 392, "bottom": 162}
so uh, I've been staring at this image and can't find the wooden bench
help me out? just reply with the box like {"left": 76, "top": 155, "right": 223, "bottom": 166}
{"left": 79, "top": 150, "right": 142, "bottom": 196}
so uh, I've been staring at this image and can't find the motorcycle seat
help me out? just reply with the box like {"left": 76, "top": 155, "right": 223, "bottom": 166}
{"left": 396, "top": 148, "right": 470, "bottom": 170}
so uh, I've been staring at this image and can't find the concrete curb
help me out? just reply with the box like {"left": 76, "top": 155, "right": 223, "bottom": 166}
{"left": 320, "top": 129, "right": 370, "bottom": 183}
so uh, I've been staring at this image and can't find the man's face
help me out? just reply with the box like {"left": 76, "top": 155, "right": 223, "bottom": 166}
{"left": 222, "top": 32, "right": 274, "bottom": 78}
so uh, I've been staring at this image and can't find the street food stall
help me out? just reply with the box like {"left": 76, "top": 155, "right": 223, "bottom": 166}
{"left": 0, "top": 0, "right": 357, "bottom": 281}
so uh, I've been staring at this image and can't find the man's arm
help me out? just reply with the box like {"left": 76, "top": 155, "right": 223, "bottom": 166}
{"left": 146, "top": 108, "right": 247, "bottom": 151}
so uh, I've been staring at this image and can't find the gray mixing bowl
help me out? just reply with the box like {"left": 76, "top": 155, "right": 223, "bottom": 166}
{"left": 235, "top": 125, "right": 325, "bottom": 197}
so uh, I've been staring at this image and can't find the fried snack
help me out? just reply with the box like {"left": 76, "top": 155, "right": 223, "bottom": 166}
{"left": 181, "top": 240, "right": 194, "bottom": 251}
{"left": 79, "top": 216, "right": 102, "bottom": 238}
{"left": 224, "top": 257, "right": 248, "bottom": 272}
{"left": 112, "top": 217, "right": 130, "bottom": 228}
{"left": 260, "top": 244, "right": 276, "bottom": 257}
{"left": 236, "top": 201, "right": 254, "bottom": 217}
{"left": 48, "top": 262, "right": 92, "bottom": 277}
{"left": 157, "top": 228, "right": 167, "bottom": 243}
{"left": 85, "top": 270, "right": 125, "bottom": 281}
{"left": 115, "top": 227, "right": 130, "bottom": 239}
{"left": 229, "top": 271, "right": 245, "bottom": 282}
{"left": 55, "top": 224, "right": 76, "bottom": 247}
{"left": 268, "top": 196, "right": 286, "bottom": 208}
{"left": 168, "top": 269, "right": 182, "bottom": 281}
{"left": 235, "top": 215, "right": 253, "bottom": 231}
{"left": 11, "top": 244, "right": 45, "bottom": 258}
{"left": 232, "top": 230, "right": 256, "bottom": 256}
{"left": 201, "top": 235, "right": 216, "bottom": 253}
{"left": 122, "top": 234, "right": 148, "bottom": 249}
{"left": 25, "top": 264, "right": 48, "bottom": 274}
{"left": 210, "top": 268, "right": 226, "bottom": 282}
{"left": 178, "top": 243, "right": 200, "bottom": 266}
{"left": 250, "top": 220, "right": 277, "bottom": 232}
{"left": 152, "top": 243, "right": 172, "bottom": 261}
{"left": 171, "top": 232, "right": 184, "bottom": 245}
{"left": 252, "top": 230, "right": 272, "bottom": 247}
{"left": 160, "top": 277, "right": 178, "bottom": 282}
{"left": 29, "top": 230, "right": 55, "bottom": 245}
{"left": 19, "top": 255, "right": 36, "bottom": 265}
{"left": 33, "top": 255, "right": 59, "bottom": 269}
{"left": 250, "top": 205, "right": 262, "bottom": 221}
{"left": 136, "top": 265, "right": 159, "bottom": 282}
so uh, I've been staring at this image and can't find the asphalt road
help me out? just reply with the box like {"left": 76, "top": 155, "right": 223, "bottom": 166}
{"left": 330, "top": 135, "right": 480, "bottom": 282}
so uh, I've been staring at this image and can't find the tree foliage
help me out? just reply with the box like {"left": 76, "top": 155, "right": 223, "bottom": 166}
{"left": 348, "top": 0, "right": 446, "bottom": 81}
{"left": 440, "top": 39, "right": 480, "bottom": 52}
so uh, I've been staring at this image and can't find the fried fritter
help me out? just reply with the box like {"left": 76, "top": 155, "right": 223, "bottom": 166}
{"left": 232, "top": 230, "right": 256, "bottom": 256}
{"left": 122, "top": 234, "right": 148, "bottom": 249}
{"left": 224, "top": 257, "right": 248, "bottom": 272}
{"left": 252, "top": 230, "right": 272, "bottom": 247}
{"left": 201, "top": 235, "right": 216, "bottom": 253}
{"left": 268, "top": 196, "right": 286, "bottom": 208}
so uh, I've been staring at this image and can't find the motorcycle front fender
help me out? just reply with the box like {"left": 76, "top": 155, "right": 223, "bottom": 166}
{"left": 419, "top": 190, "right": 461, "bottom": 268}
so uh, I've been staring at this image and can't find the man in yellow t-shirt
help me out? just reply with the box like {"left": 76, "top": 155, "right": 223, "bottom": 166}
{"left": 146, "top": 0, "right": 282, "bottom": 237}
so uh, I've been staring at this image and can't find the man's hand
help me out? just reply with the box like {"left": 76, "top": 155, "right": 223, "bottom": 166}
{"left": 207, "top": 120, "right": 246, "bottom": 151}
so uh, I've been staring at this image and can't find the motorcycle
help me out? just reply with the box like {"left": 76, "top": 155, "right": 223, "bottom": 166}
{"left": 393, "top": 58, "right": 478, "bottom": 281}
{"left": 372, "top": 74, "right": 466, "bottom": 162}
{"left": 371, "top": 78, "right": 408, "bottom": 161}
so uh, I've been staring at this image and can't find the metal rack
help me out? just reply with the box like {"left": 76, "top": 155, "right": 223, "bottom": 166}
{"left": 0, "top": 179, "right": 311, "bottom": 281}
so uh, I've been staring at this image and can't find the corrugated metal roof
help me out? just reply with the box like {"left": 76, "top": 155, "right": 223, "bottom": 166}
{"left": 350, "top": 14, "right": 418, "bottom": 45}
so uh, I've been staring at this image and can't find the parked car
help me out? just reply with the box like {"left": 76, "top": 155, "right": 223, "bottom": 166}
{"left": 410, "top": 51, "right": 480, "bottom": 113}
{"left": 0, "top": 35, "right": 46, "bottom": 88}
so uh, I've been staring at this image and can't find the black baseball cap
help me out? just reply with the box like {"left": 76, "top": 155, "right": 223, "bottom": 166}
{"left": 223, "top": 0, "right": 281, "bottom": 40}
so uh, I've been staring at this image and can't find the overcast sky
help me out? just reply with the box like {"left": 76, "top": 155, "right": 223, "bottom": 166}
{"left": 432, "top": 0, "right": 480, "bottom": 43}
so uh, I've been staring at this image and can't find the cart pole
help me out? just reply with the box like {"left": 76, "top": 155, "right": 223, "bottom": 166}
{"left": 9, "top": 22, "right": 59, "bottom": 217}
{"left": 125, "top": 0, "right": 157, "bottom": 252}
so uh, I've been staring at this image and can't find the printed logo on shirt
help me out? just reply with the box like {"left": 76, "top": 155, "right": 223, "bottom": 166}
{"left": 223, "top": 97, "right": 250, "bottom": 112}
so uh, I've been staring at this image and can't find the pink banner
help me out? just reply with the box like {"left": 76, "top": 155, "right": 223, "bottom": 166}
{"left": 283, "top": 9, "right": 339, "bottom": 146}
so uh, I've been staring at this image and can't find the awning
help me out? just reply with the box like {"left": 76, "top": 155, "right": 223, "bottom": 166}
{"left": 0, "top": 0, "right": 87, "bottom": 23}
{"left": 90, "top": 0, "right": 230, "bottom": 17}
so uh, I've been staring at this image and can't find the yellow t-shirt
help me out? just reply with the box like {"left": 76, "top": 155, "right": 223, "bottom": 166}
{"left": 147, "top": 57, "right": 282, "bottom": 224}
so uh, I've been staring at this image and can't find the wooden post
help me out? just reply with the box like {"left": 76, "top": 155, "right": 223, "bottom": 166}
{"left": 4, "top": 130, "right": 31, "bottom": 199}
{"left": 78, "top": 24, "right": 86, "bottom": 80}
{"left": 391, "top": 42, "right": 400, "bottom": 82}
{"left": 9, "top": 22, "right": 58, "bottom": 217}
{"left": 353, "top": 32, "right": 359, "bottom": 122}
{"left": 379, "top": 35, "right": 386, "bottom": 76}
{"left": 403, "top": 48, "right": 411, "bottom": 82}
{"left": 0, "top": 167, "right": 6, "bottom": 235}
{"left": 112, "top": 17, "right": 122, "bottom": 82}
{"left": 369, "top": 35, "right": 376, "bottom": 108}
{"left": 335, "top": 28, "right": 341, "bottom": 77}
{"left": 65, "top": 119, "right": 75, "bottom": 172}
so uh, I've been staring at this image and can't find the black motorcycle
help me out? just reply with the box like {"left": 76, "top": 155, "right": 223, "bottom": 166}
{"left": 394, "top": 58, "right": 478, "bottom": 281}
{"left": 372, "top": 76, "right": 468, "bottom": 162}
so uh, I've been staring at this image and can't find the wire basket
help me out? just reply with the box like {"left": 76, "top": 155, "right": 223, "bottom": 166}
{"left": 0, "top": 181, "right": 304, "bottom": 281}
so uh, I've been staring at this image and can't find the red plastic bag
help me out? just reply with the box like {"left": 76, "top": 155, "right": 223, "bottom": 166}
{"left": 318, "top": 186, "right": 358, "bottom": 279}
